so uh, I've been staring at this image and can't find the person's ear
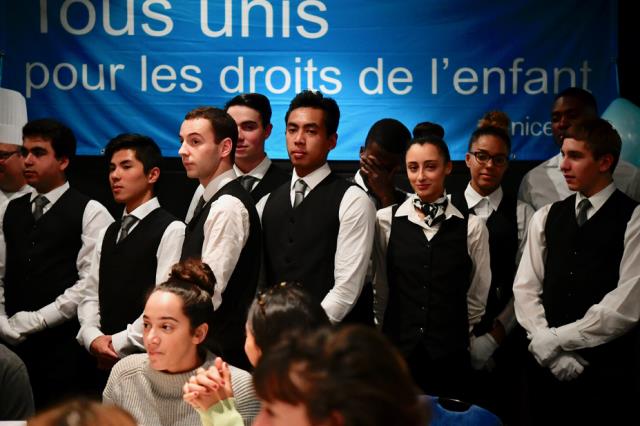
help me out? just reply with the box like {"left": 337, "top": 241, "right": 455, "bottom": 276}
{"left": 264, "top": 123, "right": 273, "bottom": 139}
{"left": 598, "top": 153, "right": 614, "bottom": 174}
{"left": 147, "top": 167, "right": 160, "bottom": 184}
{"left": 192, "top": 323, "right": 208, "bottom": 345}
{"left": 464, "top": 152, "right": 472, "bottom": 169}
{"left": 444, "top": 160, "right": 453, "bottom": 176}
{"left": 58, "top": 156, "right": 70, "bottom": 172}
{"left": 220, "top": 138, "right": 233, "bottom": 158}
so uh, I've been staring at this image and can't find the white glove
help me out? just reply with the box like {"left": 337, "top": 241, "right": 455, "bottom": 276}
{"left": 470, "top": 333, "right": 499, "bottom": 371}
{"left": 548, "top": 352, "right": 589, "bottom": 381}
{"left": 529, "top": 327, "right": 561, "bottom": 366}
{"left": 0, "top": 315, "right": 25, "bottom": 345}
{"left": 9, "top": 311, "right": 47, "bottom": 336}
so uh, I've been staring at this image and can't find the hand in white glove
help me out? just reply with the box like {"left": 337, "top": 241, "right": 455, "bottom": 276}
{"left": 0, "top": 315, "right": 24, "bottom": 345}
{"left": 470, "top": 333, "right": 499, "bottom": 371}
{"left": 548, "top": 352, "right": 589, "bottom": 382}
{"left": 529, "top": 327, "right": 561, "bottom": 366}
{"left": 9, "top": 311, "right": 47, "bottom": 337}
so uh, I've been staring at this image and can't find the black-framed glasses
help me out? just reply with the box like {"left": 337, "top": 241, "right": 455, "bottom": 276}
{"left": 469, "top": 151, "right": 510, "bottom": 166}
{"left": 0, "top": 147, "right": 26, "bottom": 161}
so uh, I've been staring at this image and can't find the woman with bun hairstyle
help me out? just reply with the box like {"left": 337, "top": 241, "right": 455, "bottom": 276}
{"left": 103, "top": 259, "right": 260, "bottom": 426}
{"left": 183, "top": 282, "right": 330, "bottom": 425}
{"left": 374, "top": 135, "right": 491, "bottom": 400}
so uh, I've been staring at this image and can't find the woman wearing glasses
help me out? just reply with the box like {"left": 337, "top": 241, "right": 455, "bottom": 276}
{"left": 373, "top": 134, "right": 491, "bottom": 401}
{"left": 449, "top": 114, "right": 534, "bottom": 422}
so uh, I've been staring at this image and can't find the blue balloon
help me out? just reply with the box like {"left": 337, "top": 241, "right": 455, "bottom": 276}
{"left": 602, "top": 98, "right": 640, "bottom": 167}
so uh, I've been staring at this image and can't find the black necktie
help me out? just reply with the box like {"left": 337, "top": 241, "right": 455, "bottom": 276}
{"left": 239, "top": 175, "right": 258, "bottom": 192}
{"left": 413, "top": 197, "right": 448, "bottom": 227}
{"left": 191, "top": 196, "right": 206, "bottom": 222}
{"left": 576, "top": 198, "right": 591, "bottom": 226}
{"left": 32, "top": 195, "right": 49, "bottom": 221}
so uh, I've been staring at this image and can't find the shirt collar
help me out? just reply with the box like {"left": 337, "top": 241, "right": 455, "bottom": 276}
{"left": 122, "top": 197, "right": 160, "bottom": 220}
{"left": 202, "top": 169, "right": 237, "bottom": 202}
{"left": 354, "top": 170, "right": 368, "bottom": 193}
{"left": 233, "top": 156, "right": 272, "bottom": 179}
{"left": 464, "top": 182, "right": 503, "bottom": 211}
{"left": 575, "top": 182, "right": 616, "bottom": 214}
{"left": 30, "top": 181, "right": 69, "bottom": 205}
{"left": 291, "top": 163, "right": 331, "bottom": 192}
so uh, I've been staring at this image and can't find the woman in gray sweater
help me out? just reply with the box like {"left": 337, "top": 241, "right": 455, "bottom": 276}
{"left": 103, "top": 259, "right": 260, "bottom": 426}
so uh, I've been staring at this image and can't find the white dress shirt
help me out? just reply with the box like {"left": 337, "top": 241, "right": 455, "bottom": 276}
{"left": 195, "top": 169, "right": 250, "bottom": 311}
{"left": 257, "top": 163, "right": 376, "bottom": 323}
{"left": 76, "top": 197, "right": 185, "bottom": 355}
{"left": 233, "top": 156, "right": 272, "bottom": 192}
{"left": 373, "top": 194, "right": 491, "bottom": 329}
{"left": 0, "top": 182, "right": 113, "bottom": 325}
{"left": 0, "top": 184, "right": 33, "bottom": 208}
{"left": 513, "top": 182, "right": 640, "bottom": 350}
{"left": 518, "top": 153, "right": 640, "bottom": 210}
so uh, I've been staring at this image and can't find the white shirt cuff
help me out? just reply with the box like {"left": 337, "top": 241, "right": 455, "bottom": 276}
{"left": 555, "top": 323, "right": 585, "bottom": 351}
{"left": 77, "top": 326, "right": 104, "bottom": 352}
{"left": 38, "top": 302, "right": 66, "bottom": 328}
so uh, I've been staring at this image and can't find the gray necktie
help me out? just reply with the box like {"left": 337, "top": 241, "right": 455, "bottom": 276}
{"left": 32, "top": 195, "right": 49, "bottom": 221}
{"left": 239, "top": 175, "right": 258, "bottom": 192}
{"left": 576, "top": 198, "right": 592, "bottom": 226}
{"left": 118, "top": 215, "right": 138, "bottom": 242}
{"left": 293, "top": 179, "right": 308, "bottom": 208}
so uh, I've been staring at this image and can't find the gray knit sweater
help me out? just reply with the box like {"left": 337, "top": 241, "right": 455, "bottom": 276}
{"left": 103, "top": 351, "right": 259, "bottom": 426}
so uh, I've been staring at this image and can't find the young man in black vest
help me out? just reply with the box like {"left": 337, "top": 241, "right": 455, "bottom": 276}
{"left": 0, "top": 119, "right": 113, "bottom": 408}
{"left": 77, "top": 134, "right": 184, "bottom": 376}
{"left": 226, "top": 93, "right": 289, "bottom": 201}
{"left": 450, "top": 125, "right": 534, "bottom": 422}
{"left": 351, "top": 118, "right": 411, "bottom": 325}
{"left": 514, "top": 118, "right": 640, "bottom": 424}
{"left": 258, "top": 90, "right": 376, "bottom": 324}
{"left": 179, "top": 106, "right": 261, "bottom": 370}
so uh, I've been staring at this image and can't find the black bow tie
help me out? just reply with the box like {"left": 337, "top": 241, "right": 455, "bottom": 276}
{"left": 413, "top": 197, "right": 448, "bottom": 226}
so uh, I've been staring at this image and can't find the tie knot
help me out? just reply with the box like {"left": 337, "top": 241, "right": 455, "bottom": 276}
{"left": 413, "top": 197, "right": 448, "bottom": 226}
{"left": 239, "top": 175, "right": 258, "bottom": 192}
{"left": 32, "top": 195, "right": 50, "bottom": 220}
{"left": 576, "top": 198, "right": 592, "bottom": 226}
{"left": 294, "top": 179, "right": 307, "bottom": 193}
{"left": 121, "top": 215, "right": 138, "bottom": 232}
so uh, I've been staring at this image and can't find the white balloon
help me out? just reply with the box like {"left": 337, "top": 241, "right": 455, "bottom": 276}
{"left": 602, "top": 98, "right": 640, "bottom": 167}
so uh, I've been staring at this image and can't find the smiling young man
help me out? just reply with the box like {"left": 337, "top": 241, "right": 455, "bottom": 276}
{"left": 513, "top": 118, "right": 640, "bottom": 424}
{"left": 518, "top": 87, "right": 640, "bottom": 210}
{"left": 76, "top": 134, "right": 184, "bottom": 383}
{"left": 258, "top": 90, "right": 376, "bottom": 324}
{"left": 178, "top": 106, "right": 261, "bottom": 370}
{"left": 0, "top": 118, "right": 113, "bottom": 407}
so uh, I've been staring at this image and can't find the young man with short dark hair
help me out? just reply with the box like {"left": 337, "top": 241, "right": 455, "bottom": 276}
{"left": 77, "top": 134, "right": 184, "bottom": 373}
{"left": 0, "top": 118, "right": 113, "bottom": 407}
{"left": 179, "top": 107, "right": 261, "bottom": 370}
{"left": 225, "top": 93, "right": 289, "bottom": 201}
{"left": 514, "top": 118, "right": 640, "bottom": 424}
{"left": 259, "top": 90, "right": 376, "bottom": 324}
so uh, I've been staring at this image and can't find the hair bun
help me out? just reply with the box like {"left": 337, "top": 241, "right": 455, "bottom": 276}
{"left": 477, "top": 111, "right": 510, "bottom": 131}
{"left": 169, "top": 258, "right": 216, "bottom": 296}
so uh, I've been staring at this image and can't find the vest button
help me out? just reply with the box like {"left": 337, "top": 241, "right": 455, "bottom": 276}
{"left": 419, "top": 327, "right": 425, "bottom": 334}
{"left": 420, "top": 306, "right": 426, "bottom": 311}
{"left": 423, "top": 264, "right": 429, "bottom": 269}
{"left": 289, "top": 217, "right": 295, "bottom": 224}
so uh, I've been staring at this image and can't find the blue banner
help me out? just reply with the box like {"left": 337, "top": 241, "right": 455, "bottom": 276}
{"left": 1, "top": 1, "right": 618, "bottom": 160}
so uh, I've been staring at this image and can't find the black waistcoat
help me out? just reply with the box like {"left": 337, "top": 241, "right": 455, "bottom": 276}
{"left": 543, "top": 190, "right": 637, "bottom": 364}
{"left": 382, "top": 208, "right": 472, "bottom": 360}
{"left": 98, "top": 208, "right": 177, "bottom": 335}
{"left": 3, "top": 189, "right": 89, "bottom": 314}
{"left": 250, "top": 163, "right": 290, "bottom": 202}
{"left": 262, "top": 173, "right": 353, "bottom": 303}
{"left": 451, "top": 191, "right": 518, "bottom": 335}
{"left": 544, "top": 190, "right": 637, "bottom": 327}
{"left": 180, "top": 179, "right": 261, "bottom": 339}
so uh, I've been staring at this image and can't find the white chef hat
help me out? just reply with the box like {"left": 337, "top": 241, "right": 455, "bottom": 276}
{"left": 0, "top": 88, "right": 28, "bottom": 146}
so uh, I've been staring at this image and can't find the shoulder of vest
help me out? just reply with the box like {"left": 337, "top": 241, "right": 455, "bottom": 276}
{"left": 449, "top": 191, "right": 469, "bottom": 216}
